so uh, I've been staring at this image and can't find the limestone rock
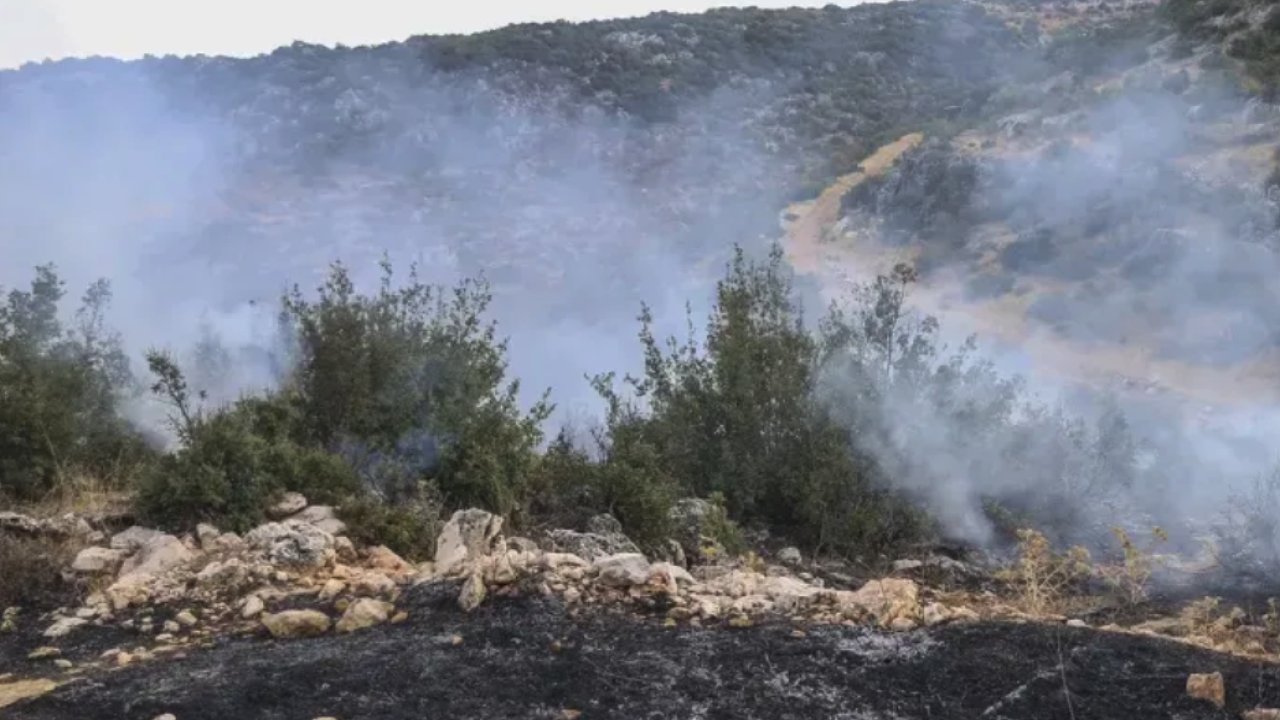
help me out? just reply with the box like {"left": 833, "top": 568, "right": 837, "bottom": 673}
{"left": 195, "top": 523, "right": 221, "bottom": 550}
{"left": 778, "top": 547, "right": 803, "bottom": 566}
{"left": 593, "top": 553, "right": 650, "bottom": 587}
{"left": 240, "top": 595, "right": 265, "bottom": 619}
{"left": 261, "top": 610, "right": 331, "bottom": 639}
{"left": 546, "top": 528, "right": 639, "bottom": 563}
{"left": 245, "top": 521, "right": 335, "bottom": 568}
{"left": 435, "top": 509, "right": 504, "bottom": 577}
{"left": 71, "top": 547, "right": 125, "bottom": 575}
{"left": 110, "top": 526, "right": 164, "bottom": 553}
{"left": 117, "top": 534, "right": 194, "bottom": 580}
{"left": 42, "top": 617, "right": 87, "bottom": 639}
{"left": 318, "top": 579, "right": 346, "bottom": 602}
{"left": 288, "top": 505, "right": 346, "bottom": 535}
{"left": 366, "top": 545, "right": 413, "bottom": 576}
{"left": 1186, "top": 672, "right": 1225, "bottom": 709}
{"left": 844, "top": 578, "right": 921, "bottom": 628}
{"left": 350, "top": 571, "right": 396, "bottom": 597}
{"left": 269, "top": 492, "right": 308, "bottom": 519}
{"left": 458, "top": 572, "right": 487, "bottom": 612}
{"left": 336, "top": 598, "right": 395, "bottom": 633}
{"left": 194, "top": 559, "right": 251, "bottom": 592}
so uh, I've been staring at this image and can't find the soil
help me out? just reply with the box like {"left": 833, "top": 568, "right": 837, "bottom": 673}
{"left": 5, "top": 581, "right": 1280, "bottom": 719}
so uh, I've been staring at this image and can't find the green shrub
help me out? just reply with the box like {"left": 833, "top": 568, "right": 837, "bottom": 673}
{"left": 339, "top": 483, "right": 443, "bottom": 560}
{"left": 0, "top": 266, "right": 152, "bottom": 500}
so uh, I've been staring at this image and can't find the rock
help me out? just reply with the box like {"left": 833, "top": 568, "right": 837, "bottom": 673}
{"left": 71, "top": 547, "right": 125, "bottom": 575}
{"left": 53, "top": 659, "right": 72, "bottom": 670}
{"left": 1186, "top": 672, "right": 1225, "bottom": 709}
{"left": 104, "top": 579, "right": 151, "bottom": 611}
{"left": 435, "top": 509, "right": 504, "bottom": 577}
{"left": 163, "top": 620, "right": 180, "bottom": 633}
{"left": 336, "top": 598, "right": 395, "bottom": 633}
{"left": 922, "top": 602, "right": 950, "bottom": 627}
{"left": 245, "top": 521, "right": 335, "bottom": 568}
{"left": 546, "top": 529, "right": 639, "bottom": 562}
{"left": 319, "top": 579, "right": 346, "bottom": 602}
{"left": 667, "top": 499, "right": 720, "bottom": 560}
{"left": 593, "top": 553, "right": 651, "bottom": 587}
{"left": 110, "top": 526, "right": 164, "bottom": 553}
{"left": 195, "top": 559, "right": 251, "bottom": 591}
{"left": 27, "top": 646, "right": 61, "bottom": 660}
{"left": 333, "top": 536, "right": 357, "bottom": 563}
{"left": 0, "top": 678, "right": 58, "bottom": 710}
{"left": 289, "top": 505, "right": 346, "bottom": 535}
{"left": 153, "top": 714, "right": 177, "bottom": 720}
{"left": 650, "top": 562, "right": 696, "bottom": 587}
{"left": 261, "top": 610, "right": 331, "bottom": 639}
{"left": 892, "top": 559, "right": 924, "bottom": 572}
{"left": 117, "top": 534, "right": 194, "bottom": 580}
{"left": 844, "top": 578, "right": 921, "bottom": 628}
{"left": 778, "top": 547, "right": 803, "bottom": 565}
{"left": 458, "top": 572, "right": 487, "bottom": 612}
{"left": 542, "top": 552, "right": 590, "bottom": 570}
{"left": 42, "top": 617, "right": 87, "bottom": 639}
{"left": 195, "top": 523, "right": 221, "bottom": 549}
{"left": 1243, "top": 710, "right": 1280, "bottom": 720}
{"left": 366, "top": 545, "right": 414, "bottom": 575}
{"left": 665, "top": 539, "right": 688, "bottom": 568}
{"left": 350, "top": 572, "right": 396, "bottom": 597}
{"left": 1066, "top": 618, "right": 1087, "bottom": 628}
{"left": 586, "top": 513, "right": 624, "bottom": 536}
{"left": 175, "top": 610, "right": 198, "bottom": 627}
{"left": 240, "top": 595, "right": 265, "bottom": 619}
{"left": 269, "top": 492, "right": 308, "bottom": 519}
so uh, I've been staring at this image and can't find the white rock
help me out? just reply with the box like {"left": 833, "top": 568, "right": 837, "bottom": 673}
{"left": 593, "top": 553, "right": 651, "bottom": 587}
{"left": 269, "top": 492, "right": 308, "bottom": 519}
{"left": 240, "top": 595, "right": 265, "bottom": 619}
{"left": 778, "top": 547, "right": 803, "bottom": 565}
{"left": 335, "top": 598, "right": 394, "bottom": 634}
{"left": 435, "top": 509, "right": 504, "bottom": 577}
{"left": 117, "top": 534, "right": 194, "bottom": 581}
{"left": 458, "top": 572, "right": 487, "bottom": 612}
{"left": 71, "top": 547, "right": 126, "bottom": 574}
{"left": 43, "top": 617, "right": 88, "bottom": 639}
{"left": 109, "top": 526, "right": 164, "bottom": 553}
{"left": 245, "top": 521, "right": 335, "bottom": 568}
{"left": 288, "top": 505, "right": 346, "bottom": 535}
{"left": 261, "top": 609, "right": 330, "bottom": 639}
{"left": 195, "top": 523, "right": 221, "bottom": 549}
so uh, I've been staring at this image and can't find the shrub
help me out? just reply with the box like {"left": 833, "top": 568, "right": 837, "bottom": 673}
{"left": 999, "top": 528, "right": 1093, "bottom": 614}
{"left": 0, "top": 534, "right": 80, "bottom": 610}
{"left": 1097, "top": 526, "right": 1168, "bottom": 605}
{"left": 340, "top": 482, "right": 443, "bottom": 560}
{"left": 0, "top": 265, "right": 151, "bottom": 500}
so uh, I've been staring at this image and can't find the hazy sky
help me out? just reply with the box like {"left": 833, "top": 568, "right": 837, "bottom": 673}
{"left": 0, "top": 1, "right": 862, "bottom": 69}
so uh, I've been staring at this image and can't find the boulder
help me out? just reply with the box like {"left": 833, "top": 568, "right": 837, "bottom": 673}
{"left": 245, "top": 521, "right": 335, "bottom": 568}
{"left": 42, "top": 617, "right": 87, "bottom": 639}
{"left": 593, "top": 553, "right": 651, "bottom": 587}
{"left": 778, "top": 547, "right": 803, "bottom": 566}
{"left": 366, "top": 545, "right": 414, "bottom": 576}
{"left": 117, "top": 534, "right": 194, "bottom": 580}
{"left": 435, "top": 509, "right": 504, "bottom": 577}
{"left": 458, "top": 572, "right": 487, "bottom": 612}
{"left": 194, "top": 559, "right": 251, "bottom": 592}
{"left": 269, "top": 492, "right": 308, "bottom": 519}
{"left": 195, "top": 523, "right": 221, "bottom": 550}
{"left": 335, "top": 598, "right": 394, "bottom": 634}
{"left": 261, "top": 610, "right": 331, "bottom": 639}
{"left": 1186, "top": 672, "right": 1225, "bottom": 709}
{"left": 110, "top": 526, "right": 165, "bottom": 553}
{"left": 350, "top": 571, "right": 396, "bottom": 597}
{"left": 240, "top": 595, "right": 265, "bottom": 619}
{"left": 546, "top": 529, "right": 639, "bottom": 563}
{"left": 71, "top": 547, "right": 125, "bottom": 575}
{"left": 667, "top": 498, "right": 725, "bottom": 562}
{"left": 844, "top": 578, "right": 921, "bottom": 628}
{"left": 288, "top": 505, "right": 346, "bottom": 535}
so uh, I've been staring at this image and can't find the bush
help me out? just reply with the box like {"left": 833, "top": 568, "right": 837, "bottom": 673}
{"left": 0, "top": 534, "right": 80, "bottom": 610}
{"left": 340, "top": 484, "right": 443, "bottom": 560}
{"left": 0, "top": 265, "right": 151, "bottom": 501}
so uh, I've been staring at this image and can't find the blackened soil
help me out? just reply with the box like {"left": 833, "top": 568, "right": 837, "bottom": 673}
{"left": 7, "top": 582, "right": 1280, "bottom": 720}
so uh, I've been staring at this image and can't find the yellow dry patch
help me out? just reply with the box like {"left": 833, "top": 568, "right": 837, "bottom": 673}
{"left": 0, "top": 678, "right": 58, "bottom": 709}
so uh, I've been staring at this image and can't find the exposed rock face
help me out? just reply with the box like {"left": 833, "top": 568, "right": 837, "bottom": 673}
{"left": 245, "top": 521, "right": 335, "bottom": 568}
{"left": 261, "top": 610, "right": 331, "bottom": 639}
{"left": 1186, "top": 672, "right": 1225, "bottom": 708}
{"left": 109, "top": 526, "right": 165, "bottom": 553}
{"left": 336, "top": 598, "right": 395, "bottom": 634}
{"left": 435, "top": 509, "right": 504, "bottom": 577}
{"left": 288, "top": 506, "right": 346, "bottom": 535}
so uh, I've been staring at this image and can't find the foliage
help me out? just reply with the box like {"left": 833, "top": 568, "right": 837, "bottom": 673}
{"left": 0, "top": 265, "right": 151, "bottom": 501}
{"left": 340, "top": 484, "right": 444, "bottom": 560}
{"left": 1097, "top": 526, "right": 1168, "bottom": 606}
{"left": 0, "top": 534, "right": 79, "bottom": 610}
{"left": 999, "top": 528, "right": 1093, "bottom": 614}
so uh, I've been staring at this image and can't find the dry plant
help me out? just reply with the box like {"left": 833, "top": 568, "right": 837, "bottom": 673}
{"left": 999, "top": 528, "right": 1093, "bottom": 614}
{"left": 1182, "top": 596, "right": 1223, "bottom": 636}
{"left": 1098, "top": 526, "right": 1168, "bottom": 606}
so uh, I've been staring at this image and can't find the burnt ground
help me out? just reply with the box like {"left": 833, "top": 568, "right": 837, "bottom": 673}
{"left": 5, "top": 582, "right": 1280, "bottom": 720}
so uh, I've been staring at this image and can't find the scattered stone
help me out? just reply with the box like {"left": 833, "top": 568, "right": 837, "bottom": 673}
{"left": 844, "top": 578, "right": 921, "bottom": 628}
{"left": 261, "top": 610, "right": 331, "bottom": 639}
{"left": 240, "top": 595, "right": 265, "bottom": 619}
{"left": 153, "top": 714, "right": 177, "bottom": 720}
{"left": 778, "top": 547, "right": 803, "bottom": 565}
{"left": 436, "top": 509, "right": 505, "bottom": 577}
{"left": 0, "top": 678, "right": 58, "bottom": 709}
{"left": 892, "top": 559, "right": 924, "bottom": 572}
{"left": 53, "top": 659, "right": 73, "bottom": 670}
{"left": 336, "top": 598, "right": 395, "bottom": 634}
{"left": 390, "top": 611, "right": 409, "bottom": 624}
{"left": 289, "top": 505, "right": 346, "bottom": 535}
{"left": 71, "top": 547, "right": 126, "bottom": 575}
{"left": 1066, "top": 619, "right": 1087, "bottom": 628}
{"left": 43, "top": 617, "right": 88, "bottom": 639}
{"left": 319, "top": 579, "right": 346, "bottom": 602}
{"left": 195, "top": 523, "right": 221, "bottom": 549}
{"left": 593, "top": 553, "right": 651, "bottom": 587}
{"left": 195, "top": 558, "right": 251, "bottom": 591}
{"left": 350, "top": 572, "right": 395, "bottom": 597}
{"left": 334, "top": 536, "right": 358, "bottom": 563}
{"left": 1186, "top": 672, "right": 1225, "bottom": 709}
{"left": 27, "top": 646, "right": 61, "bottom": 660}
{"left": 163, "top": 620, "right": 181, "bottom": 634}
{"left": 269, "top": 492, "right": 308, "bottom": 519}
{"left": 458, "top": 572, "right": 488, "bottom": 612}
{"left": 1243, "top": 710, "right": 1280, "bottom": 720}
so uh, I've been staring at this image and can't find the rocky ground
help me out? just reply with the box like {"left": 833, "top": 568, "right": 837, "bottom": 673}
{"left": 3, "top": 499, "right": 1280, "bottom": 718}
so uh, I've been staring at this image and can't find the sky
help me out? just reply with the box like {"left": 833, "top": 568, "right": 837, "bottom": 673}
{"left": 0, "top": 1, "right": 862, "bottom": 69}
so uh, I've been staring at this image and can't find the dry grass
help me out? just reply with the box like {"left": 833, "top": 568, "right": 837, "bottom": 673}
{"left": 998, "top": 528, "right": 1094, "bottom": 615}
{"left": 0, "top": 533, "right": 81, "bottom": 610}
